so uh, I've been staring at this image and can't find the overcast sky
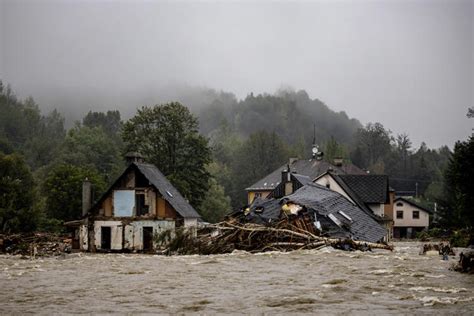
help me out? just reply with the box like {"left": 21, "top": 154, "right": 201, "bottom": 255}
{"left": 1, "top": 0, "right": 472, "bottom": 148}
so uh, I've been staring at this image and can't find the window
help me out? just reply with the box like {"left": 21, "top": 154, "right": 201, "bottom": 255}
{"left": 255, "top": 192, "right": 262, "bottom": 198}
{"left": 396, "top": 202, "right": 403, "bottom": 207}
{"left": 396, "top": 211, "right": 403, "bottom": 219}
{"left": 412, "top": 211, "right": 420, "bottom": 219}
{"left": 135, "top": 194, "right": 149, "bottom": 216}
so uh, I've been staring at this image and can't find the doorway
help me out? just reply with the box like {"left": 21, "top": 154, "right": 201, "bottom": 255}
{"left": 101, "top": 226, "right": 111, "bottom": 250}
{"left": 143, "top": 227, "right": 153, "bottom": 251}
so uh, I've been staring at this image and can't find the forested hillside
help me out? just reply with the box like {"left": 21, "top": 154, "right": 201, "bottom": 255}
{"left": 0, "top": 80, "right": 469, "bottom": 233}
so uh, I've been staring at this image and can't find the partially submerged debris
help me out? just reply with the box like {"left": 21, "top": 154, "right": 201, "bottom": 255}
{"left": 420, "top": 243, "right": 455, "bottom": 256}
{"left": 0, "top": 233, "right": 71, "bottom": 257}
{"left": 157, "top": 218, "right": 393, "bottom": 255}
{"left": 454, "top": 251, "right": 474, "bottom": 273}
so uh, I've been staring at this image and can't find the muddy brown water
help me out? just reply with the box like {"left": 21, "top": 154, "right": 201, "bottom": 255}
{"left": 1, "top": 242, "right": 473, "bottom": 314}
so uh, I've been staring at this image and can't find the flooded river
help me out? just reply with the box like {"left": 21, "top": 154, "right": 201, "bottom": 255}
{"left": 1, "top": 242, "right": 473, "bottom": 314}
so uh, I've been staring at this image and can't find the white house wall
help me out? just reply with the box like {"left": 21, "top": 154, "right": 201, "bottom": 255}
{"left": 79, "top": 225, "right": 88, "bottom": 251}
{"left": 368, "top": 204, "right": 384, "bottom": 217}
{"left": 314, "top": 175, "right": 355, "bottom": 204}
{"left": 184, "top": 218, "right": 198, "bottom": 227}
{"left": 393, "top": 202, "right": 429, "bottom": 228}
{"left": 93, "top": 221, "right": 123, "bottom": 250}
{"left": 125, "top": 220, "right": 175, "bottom": 250}
{"left": 92, "top": 220, "right": 175, "bottom": 251}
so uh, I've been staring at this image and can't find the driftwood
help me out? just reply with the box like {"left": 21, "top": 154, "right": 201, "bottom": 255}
{"left": 158, "top": 219, "right": 392, "bottom": 255}
{"left": 0, "top": 233, "right": 72, "bottom": 257}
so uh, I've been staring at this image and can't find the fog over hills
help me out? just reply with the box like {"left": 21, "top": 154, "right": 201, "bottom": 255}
{"left": 1, "top": 0, "right": 473, "bottom": 147}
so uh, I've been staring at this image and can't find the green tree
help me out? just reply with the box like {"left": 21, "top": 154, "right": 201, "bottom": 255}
{"left": 23, "top": 109, "right": 66, "bottom": 169}
{"left": 0, "top": 82, "right": 66, "bottom": 170}
{"left": 440, "top": 136, "right": 474, "bottom": 229}
{"left": 324, "top": 136, "right": 346, "bottom": 162}
{"left": 122, "top": 102, "right": 212, "bottom": 207}
{"left": 395, "top": 133, "right": 412, "bottom": 177}
{"left": 352, "top": 122, "right": 393, "bottom": 171}
{"left": 55, "top": 125, "right": 123, "bottom": 182}
{"left": 83, "top": 110, "right": 122, "bottom": 138}
{"left": 198, "top": 178, "right": 232, "bottom": 223}
{"left": 44, "top": 164, "right": 106, "bottom": 222}
{"left": 230, "top": 130, "right": 290, "bottom": 207}
{"left": 0, "top": 153, "right": 39, "bottom": 232}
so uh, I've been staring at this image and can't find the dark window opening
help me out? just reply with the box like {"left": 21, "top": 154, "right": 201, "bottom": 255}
{"left": 136, "top": 194, "right": 148, "bottom": 216}
{"left": 135, "top": 171, "right": 149, "bottom": 187}
{"left": 396, "top": 202, "right": 403, "bottom": 207}
{"left": 143, "top": 227, "right": 153, "bottom": 251}
{"left": 101, "top": 226, "right": 111, "bottom": 249}
{"left": 413, "top": 211, "right": 420, "bottom": 219}
{"left": 396, "top": 211, "right": 403, "bottom": 219}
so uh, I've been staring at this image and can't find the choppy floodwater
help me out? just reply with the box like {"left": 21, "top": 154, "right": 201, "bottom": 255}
{"left": 1, "top": 242, "right": 473, "bottom": 314}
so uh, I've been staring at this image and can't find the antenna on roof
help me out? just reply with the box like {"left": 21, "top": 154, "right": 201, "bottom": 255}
{"left": 311, "top": 124, "right": 324, "bottom": 160}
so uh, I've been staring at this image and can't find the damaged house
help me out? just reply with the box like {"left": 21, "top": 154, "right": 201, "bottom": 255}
{"left": 245, "top": 157, "right": 366, "bottom": 204}
{"left": 67, "top": 153, "right": 201, "bottom": 252}
{"left": 314, "top": 171, "right": 394, "bottom": 241}
{"left": 244, "top": 168, "right": 387, "bottom": 243}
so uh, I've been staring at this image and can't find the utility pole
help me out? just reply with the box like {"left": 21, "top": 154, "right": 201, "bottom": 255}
{"left": 415, "top": 182, "right": 418, "bottom": 198}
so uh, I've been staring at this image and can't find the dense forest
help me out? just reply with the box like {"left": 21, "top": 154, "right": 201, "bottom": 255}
{"left": 0, "top": 80, "right": 472, "bottom": 234}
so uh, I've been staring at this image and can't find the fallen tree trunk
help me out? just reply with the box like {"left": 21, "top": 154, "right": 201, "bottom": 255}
{"left": 157, "top": 220, "right": 392, "bottom": 255}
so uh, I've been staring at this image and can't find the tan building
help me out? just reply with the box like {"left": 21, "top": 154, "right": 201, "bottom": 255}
{"left": 393, "top": 197, "right": 431, "bottom": 239}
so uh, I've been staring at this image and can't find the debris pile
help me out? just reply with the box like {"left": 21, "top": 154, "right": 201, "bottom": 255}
{"left": 451, "top": 250, "right": 474, "bottom": 273}
{"left": 158, "top": 217, "right": 393, "bottom": 255}
{"left": 421, "top": 243, "right": 455, "bottom": 256}
{"left": 0, "top": 233, "right": 72, "bottom": 257}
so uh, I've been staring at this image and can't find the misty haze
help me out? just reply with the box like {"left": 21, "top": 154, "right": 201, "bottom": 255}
{"left": 1, "top": 0, "right": 472, "bottom": 147}
{"left": 0, "top": 0, "right": 473, "bottom": 315}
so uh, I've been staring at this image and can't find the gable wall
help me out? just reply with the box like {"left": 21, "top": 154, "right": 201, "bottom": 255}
{"left": 314, "top": 175, "right": 355, "bottom": 204}
{"left": 393, "top": 200, "right": 429, "bottom": 228}
{"left": 95, "top": 168, "right": 179, "bottom": 219}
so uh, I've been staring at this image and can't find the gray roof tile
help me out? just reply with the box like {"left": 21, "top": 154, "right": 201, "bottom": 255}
{"left": 336, "top": 174, "right": 389, "bottom": 204}
{"left": 134, "top": 163, "right": 201, "bottom": 218}
{"left": 246, "top": 159, "right": 365, "bottom": 191}
{"left": 248, "top": 183, "right": 386, "bottom": 243}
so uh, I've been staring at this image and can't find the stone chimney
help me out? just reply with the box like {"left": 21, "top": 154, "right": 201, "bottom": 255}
{"left": 125, "top": 151, "right": 145, "bottom": 164}
{"left": 82, "top": 178, "right": 92, "bottom": 216}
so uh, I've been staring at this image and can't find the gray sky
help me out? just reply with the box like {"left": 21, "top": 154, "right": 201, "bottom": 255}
{"left": 1, "top": 0, "right": 472, "bottom": 148}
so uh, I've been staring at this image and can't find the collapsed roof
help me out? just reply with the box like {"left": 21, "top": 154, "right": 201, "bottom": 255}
{"left": 247, "top": 183, "right": 387, "bottom": 243}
